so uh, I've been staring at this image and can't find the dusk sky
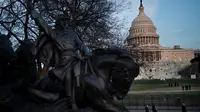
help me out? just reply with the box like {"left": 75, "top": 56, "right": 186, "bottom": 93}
{"left": 120, "top": 0, "right": 200, "bottom": 49}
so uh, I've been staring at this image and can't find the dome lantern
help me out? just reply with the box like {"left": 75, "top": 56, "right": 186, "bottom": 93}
{"left": 139, "top": 0, "right": 145, "bottom": 15}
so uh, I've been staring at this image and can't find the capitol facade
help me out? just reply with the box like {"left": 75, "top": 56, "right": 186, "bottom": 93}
{"left": 126, "top": 0, "right": 194, "bottom": 79}
{"left": 127, "top": 0, "right": 194, "bottom": 63}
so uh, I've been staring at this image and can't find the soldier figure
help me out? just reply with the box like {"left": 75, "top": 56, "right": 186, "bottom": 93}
{"left": 27, "top": 0, "right": 91, "bottom": 99}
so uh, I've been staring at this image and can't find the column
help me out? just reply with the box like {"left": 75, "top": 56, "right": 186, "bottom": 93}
{"left": 149, "top": 37, "right": 150, "bottom": 43}
{"left": 136, "top": 37, "right": 138, "bottom": 45}
{"left": 142, "top": 52, "right": 145, "bottom": 61}
{"left": 152, "top": 37, "right": 154, "bottom": 44}
{"left": 150, "top": 37, "right": 151, "bottom": 44}
{"left": 138, "top": 37, "right": 141, "bottom": 45}
{"left": 139, "top": 37, "right": 140, "bottom": 45}
{"left": 146, "top": 37, "right": 148, "bottom": 44}
{"left": 145, "top": 36, "right": 147, "bottom": 44}
{"left": 145, "top": 52, "right": 147, "bottom": 61}
{"left": 153, "top": 52, "right": 155, "bottom": 61}
{"left": 145, "top": 52, "right": 148, "bottom": 61}
{"left": 135, "top": 37, "right": 137, "bottom": 44}
{"left": 155, "top": 37, "right": 157, "bottom": 44}
{"left": 135, "top": 37, "right": 138, "bottom": 45}
{"left": 156, "top": 37, "right": 157, "bottom": 44}
{"left": 141, "top": 37, "right": 143, "bottom": 45}
{"left": 150, "top": 52, "right": 152, "bottom": 61}
{"left": 153, "top": 37, "right": 154, "bottom": 44}
{"left": 152, "top": 52, "right": 154, "bottom": 61}
{"left": 155, "top": 51, "right": 157, "bottom": 61}
{"left": 135, "top": 37, "right": 138, "bottom": 44}
{"left": 156, "top": 51, "right": 159, "bottom": 61}
{"left": 146, "top": 36, "right": 148, "bottom": 44}
{"left": 134, "top": 37, "right": 136, "bottom": 44}
{"left": 160, "top": 51, "right": 161, "bottom": 60}
{"left": 148, "top": 52, "right": 150, "bottom": 61}
{"left": 135, "top": 38, "right": 137, "bottom": 45}
{"left": 143, "top": 37, "right": 144, "bottom": 45}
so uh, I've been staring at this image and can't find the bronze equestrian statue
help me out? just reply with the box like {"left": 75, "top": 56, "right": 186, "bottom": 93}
{"left": 0, "top": 0, "right": 140, "bottom": 111}
{"left": 0, "top": 39, "right": 139, "bottom": 112}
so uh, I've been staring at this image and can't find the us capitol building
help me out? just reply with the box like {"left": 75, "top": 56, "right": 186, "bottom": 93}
{"left": 126, "top": 0, "right": 194, "bottom": 79}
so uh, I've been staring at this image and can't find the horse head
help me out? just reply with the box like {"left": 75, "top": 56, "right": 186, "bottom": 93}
{"left": 0, "top": 34, "right": 16, "bottom": 83}
{"left": 15, "top": 39, "right": 39, "bottom": 84}
{"left": 91, "top": 48, "right": 140, "bottom": 100}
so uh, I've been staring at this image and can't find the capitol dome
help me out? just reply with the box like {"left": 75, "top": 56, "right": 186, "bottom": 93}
{"left": 132, "top": 13, "right": 154, "bottom": 27}
{"left": 127, "top": 0, "right": 159, "bottom": 46}
{"left": 126, "top": 0, "right": 161, "bottom": 62}
{"left": 131, "top": 2, "right": 154, "bottom": 27}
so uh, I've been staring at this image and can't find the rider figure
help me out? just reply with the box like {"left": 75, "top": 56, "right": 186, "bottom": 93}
{"left": 0, "top": 31, "right": 15, "bottom": 81}
{"left": 27, "top": 0, "right": 91, "bottom": 98}
{"left": 0, "top": 31, "right": 14, "bottom": 63}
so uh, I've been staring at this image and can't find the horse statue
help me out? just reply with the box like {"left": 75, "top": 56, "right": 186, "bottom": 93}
{"left": 0, "top": 33, "right": 16, "bottom": 84}
{"left": 0, "top": 38, "right": 139, "bottom": 112}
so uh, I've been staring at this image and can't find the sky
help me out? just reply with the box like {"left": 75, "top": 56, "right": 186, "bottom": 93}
{"left": 119, "top": 0, "right": 200, "bottom": 49}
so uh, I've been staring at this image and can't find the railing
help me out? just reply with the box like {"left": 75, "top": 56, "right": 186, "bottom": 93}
{"left": 120, "top": 94, "right": 200, "bottom": 110}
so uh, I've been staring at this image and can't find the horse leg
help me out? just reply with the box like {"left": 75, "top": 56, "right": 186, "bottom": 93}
{"left": 73, "top": 62, "right": 86, "bottom": 108}
{"left": 64, "top": 69, "right": 73, "bottom": 109}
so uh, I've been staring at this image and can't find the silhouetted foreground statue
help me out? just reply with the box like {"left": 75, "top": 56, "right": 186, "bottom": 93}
{"left": 0, "top": 0, "right": 140, "bottom": 111}
{"left": 0, "top": 38, "right": 139, "bottom": 112}
{"left": 0, "top": 32, "right": 17, "bottom": 84}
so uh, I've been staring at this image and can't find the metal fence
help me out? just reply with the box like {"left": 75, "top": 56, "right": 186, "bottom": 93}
{"left": 120, "top": 94, "right": 200, "bottom": 110}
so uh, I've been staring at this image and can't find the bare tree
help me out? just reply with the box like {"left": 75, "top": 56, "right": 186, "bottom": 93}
{"left": 0, "top": 0, "right": 130, "bottom": 49}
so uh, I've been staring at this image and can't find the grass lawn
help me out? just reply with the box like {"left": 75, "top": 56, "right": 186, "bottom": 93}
{"left": 122, "top": 79, "right": 200, "bottom": 107}
{"left": 130, "top": 79, "right": 200, "bottom": 91}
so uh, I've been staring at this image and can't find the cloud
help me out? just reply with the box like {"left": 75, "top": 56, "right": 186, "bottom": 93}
{"left": 144, "top": 0, "right": 159, "bottom": 19}
{"left": 173, "top": 29, "right": 183, "bottom": 33}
